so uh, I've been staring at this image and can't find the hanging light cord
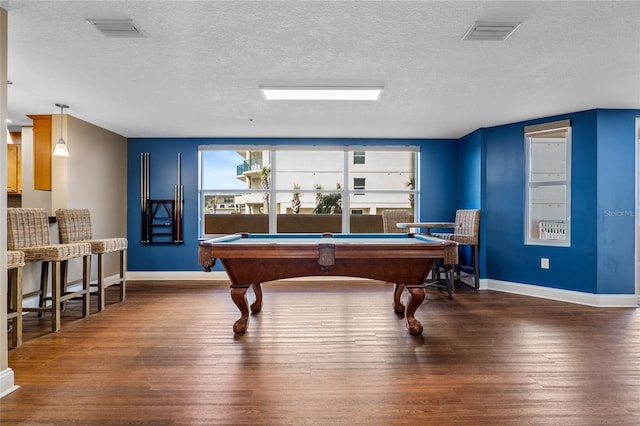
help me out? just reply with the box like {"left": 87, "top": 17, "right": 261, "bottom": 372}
{"left": 52, "top": 103, "right": 70, "bottom": 157}
{"left": 55, "top": 103, "right": 68, "bottom": 140}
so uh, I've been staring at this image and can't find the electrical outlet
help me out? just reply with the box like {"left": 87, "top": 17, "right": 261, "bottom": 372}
{"left": 541, "top": 258, "right": 549, "bottom": 269}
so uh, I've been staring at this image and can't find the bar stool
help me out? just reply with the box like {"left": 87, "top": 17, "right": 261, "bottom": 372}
{"left": 432, "top": 209, "right": 481, "bottom": 290}
{"left": 7, "top": 250, "right": 25, "bottom": 348}
{"left": 56, "top": 209, "right": 127, "bottom": 312}
{"left": 382, "top": 210, "right": 413, "bottom": 234}
{"left": 7, "top": 208, "right": 92, "bottom": 332}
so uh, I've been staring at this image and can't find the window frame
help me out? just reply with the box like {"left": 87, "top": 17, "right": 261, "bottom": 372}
{"left": 353, "top": 177, "right": 366, "bottom": 195}
{"left": 199, "top": 145, "right": 418, "bottom": 236}
{"left": 524, "top": 120, "right": 572, "bottom": 246}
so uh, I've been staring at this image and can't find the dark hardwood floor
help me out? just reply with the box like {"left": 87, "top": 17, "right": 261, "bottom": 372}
{"left": 3, "top": 280, "right": 640, "bottom": 425}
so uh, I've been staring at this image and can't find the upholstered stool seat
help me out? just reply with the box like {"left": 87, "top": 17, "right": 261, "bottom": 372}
{"left": 89, "top": 239, "right": 128, "bottom": 254}
{"left": 56, "top": 209, "right": 127, "bottom": 312}
{"left": 7, "top": 250, "right": 25, "bottom": 348}
{"left": 7, "top": 208, "right": 92, "bottom": 333}
{"left": 22, "top": 244, "right": 92, "bottom": 263}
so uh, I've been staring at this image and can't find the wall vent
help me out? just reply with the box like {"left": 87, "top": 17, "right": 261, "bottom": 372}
{"left": 87, "top": 19, "right": 146, "bottom": 38}
{"left": 462, "top": 21, "right": 521, "bottom": 41}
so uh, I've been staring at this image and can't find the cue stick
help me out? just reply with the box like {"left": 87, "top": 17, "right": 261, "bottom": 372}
{"left": 173, "top": 152, "right": 183, "bottom": 243}
{"left": 141, "top": 152, "right": 150, "bottom": 243}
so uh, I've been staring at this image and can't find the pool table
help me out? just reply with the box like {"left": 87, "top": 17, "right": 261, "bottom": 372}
{"left": 199, "top": 233, "right": 458, "bottom": 335}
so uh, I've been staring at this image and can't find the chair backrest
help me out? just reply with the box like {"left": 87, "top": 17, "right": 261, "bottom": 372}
{"left": 7, "top": 208, "right": 52, "bottom": 249}
{"left": 382, "top": 210, "right": 412, "bottom": 234}
{"left": 56, "top": 209, "right": 93, "bottom": 243}
{"left": 454, "top": 209, "right": 481, "bottom": 244}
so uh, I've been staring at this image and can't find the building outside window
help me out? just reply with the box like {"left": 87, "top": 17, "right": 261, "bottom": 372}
{"left": 199, "top": 146, "right": 417, "bottom": 235}
{"left": 353, "top": 178, "right": 366, "bottom": 195}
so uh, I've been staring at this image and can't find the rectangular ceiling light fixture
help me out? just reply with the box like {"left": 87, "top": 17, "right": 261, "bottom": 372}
{"left": 463, "top": 21, "right": 521, "bottom": 41}
{"left": 260, "top": 86, "right": 383, "bottom": 101}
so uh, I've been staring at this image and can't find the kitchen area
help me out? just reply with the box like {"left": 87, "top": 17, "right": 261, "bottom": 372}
{"left": 6, "top": 114, "right": 60, "bottom": 211}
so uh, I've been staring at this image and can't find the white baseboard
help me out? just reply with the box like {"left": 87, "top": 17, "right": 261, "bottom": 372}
{"left": 487, "top": 279, "right": 639, "bottom": 307}
{"left": 124, "top": 271, "right": 639, "bottom": 307}
{"left": 0, "top": 368, "right": 19, "bottom": 399}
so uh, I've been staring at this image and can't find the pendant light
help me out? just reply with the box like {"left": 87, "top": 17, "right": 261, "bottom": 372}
{"left": 52, "top": 103, "right": 70, "bottom": 157}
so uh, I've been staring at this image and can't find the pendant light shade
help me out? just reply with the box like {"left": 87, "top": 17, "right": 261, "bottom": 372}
{"left": 52, "top": 103, "right": 70, "bottom": 157}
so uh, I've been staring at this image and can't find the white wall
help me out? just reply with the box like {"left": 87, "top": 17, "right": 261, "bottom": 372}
{"left": 0, "top": 5, "right": 17, "bottom": 399}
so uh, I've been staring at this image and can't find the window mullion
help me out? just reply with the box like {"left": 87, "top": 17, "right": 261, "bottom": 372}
{"left": 342, "top": 149, "right": 349, "bottom": 233}
{"left": 269, "top": 148, "right": 277, "bottom": 232}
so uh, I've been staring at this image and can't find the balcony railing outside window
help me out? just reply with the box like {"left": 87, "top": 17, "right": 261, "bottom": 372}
{"left": 236, "top": 158, "right": 263, "bottom": 176}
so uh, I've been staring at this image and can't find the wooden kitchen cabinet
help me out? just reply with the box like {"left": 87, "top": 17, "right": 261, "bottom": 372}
{"left": 7, "top": 144, "right": 21, "bottom": 194}
{"left": 28, "top": 114, "right": 52, "bottom": 190}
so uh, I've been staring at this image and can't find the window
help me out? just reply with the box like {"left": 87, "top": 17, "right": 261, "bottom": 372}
{"left": 199, "top": 146, "right": 417, "bottom": 235}
{"left": 353, "top": 151, "right": 365, "bottom": 164}
{"left": 525, "top": 120, "right": 571, "bottom": 246}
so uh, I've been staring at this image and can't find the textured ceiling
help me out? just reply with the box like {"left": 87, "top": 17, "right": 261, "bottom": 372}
{"left": 3, "top": 0, "right": 640, "bottom": 139}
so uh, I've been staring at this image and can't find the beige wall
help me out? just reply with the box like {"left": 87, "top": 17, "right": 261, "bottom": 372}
{"left": 53, "top": 114, "right": 127, "bottom": 234}
{"left": 20, "top": 115, "right": 127, "bottom": 305}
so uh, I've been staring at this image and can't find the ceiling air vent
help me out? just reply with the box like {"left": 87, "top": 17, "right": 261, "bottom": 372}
{"left": 462, "top": 21, "right": 521, "bottom": 41}
{"left": 87, "top": 19, "right": 146, "bottom": 38}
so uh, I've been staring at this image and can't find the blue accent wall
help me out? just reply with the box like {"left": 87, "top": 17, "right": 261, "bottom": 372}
{"left": 483, "top": 120, "right": 527, "bottom": 283}
{"left": 127, "top": 138, "right": 459, "bottom": 271}
{"left": 595, "top": 110, "right": 638, "bottom": 294}
{"left": 457, "top": 129, "right": 484, "bottom": 274}
{"left": 127, "top": 138, "right": 203, "bottom": 271}
{"left": 127, "top": 110, "right": 639, "bottom": 295}
{"left": 483, "top": 111, "right": 600, "bottom": 292}
{"left": 458, "top": 129, "right": 482, "bottom": 209}
{"left": 417, "top": 139, "right": 458, "bottom": 221}
{"left": 479, "top": 109, "right": 638, "bottom": 294}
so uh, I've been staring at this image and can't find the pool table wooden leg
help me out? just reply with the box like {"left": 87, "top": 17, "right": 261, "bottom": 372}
{"left": 250, "top": 283, "right": 263, "bottom": 313}
{"left": 231, "top": 286, "right": 250, "bottom": 334}
{"left": 404, "top": 285, "right": 425, "bottom": 335}
{"left": 392, "top": 283, "right": 405, "bottom": 314}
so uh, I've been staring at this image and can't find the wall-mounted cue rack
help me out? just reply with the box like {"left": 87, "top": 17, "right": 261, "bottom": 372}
{"left": 140, "top": 152, "right": 184, "bottom": 244}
